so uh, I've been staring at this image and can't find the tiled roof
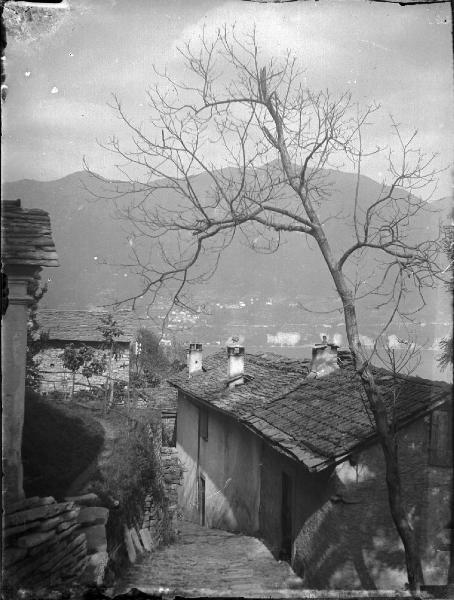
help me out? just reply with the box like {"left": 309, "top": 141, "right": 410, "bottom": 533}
{"left": 37, "top": 309, "right": 155, "bottom": 343}
{"left": 1, "top": 200, "right": 59, "bottom": 267}
{"left": 169, "top": 351, "right": 451, "bottom": 471}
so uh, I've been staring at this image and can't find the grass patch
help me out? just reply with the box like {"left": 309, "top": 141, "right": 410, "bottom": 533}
{"left": 22, "top": 390, "right": 105, "bottom": 500}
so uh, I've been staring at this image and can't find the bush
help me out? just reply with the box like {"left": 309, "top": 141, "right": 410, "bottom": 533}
{"left": 22, "top": 390, "right": 104, "bottom": 499}
{"left": 89, "top": 416, "right": 165, "bottom": 576}
{"left": 92, "top": 419, "right": 163, "bottom": 516}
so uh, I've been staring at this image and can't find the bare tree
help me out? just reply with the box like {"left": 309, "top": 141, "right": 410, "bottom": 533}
{"left": 86, "top": 27, "right": 446, "bottom": 592}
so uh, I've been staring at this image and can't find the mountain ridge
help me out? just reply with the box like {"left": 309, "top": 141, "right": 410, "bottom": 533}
{"left": 2, "top": 168, "right": 451, "bottom": 317}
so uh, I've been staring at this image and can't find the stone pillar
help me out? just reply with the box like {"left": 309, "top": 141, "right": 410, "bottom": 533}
{"left": 2, "top": 265, "right": 41, "bottom": 502}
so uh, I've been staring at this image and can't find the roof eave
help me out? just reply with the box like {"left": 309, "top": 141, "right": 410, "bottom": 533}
{"left": 308, "top": 393, "right": 452, "bottom": 472}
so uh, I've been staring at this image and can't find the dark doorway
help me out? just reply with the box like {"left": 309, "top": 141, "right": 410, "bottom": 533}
{"left": 199, "top": 475, "right": 206, "bottom": 526}
{"left": 280, "top": 472, "right": 293, "bottom": 561}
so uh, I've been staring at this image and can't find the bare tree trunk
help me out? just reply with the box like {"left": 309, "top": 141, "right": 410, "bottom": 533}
{"left": 311, "top": 224, "right": 425, "bottom": 592}
{"left": 340, "top": 284, "right": 425, "bottom": 592}
{"left": 448, "top": 396, "right": 454, "bottom": 586}
{"left": 104, "top": 346, "right": 113, "bottom": 415}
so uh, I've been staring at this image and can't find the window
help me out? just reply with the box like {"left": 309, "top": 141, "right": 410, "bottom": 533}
{"left": 199, "top": 408, "right": 208, "bottom": 441}
{"left": 429, "top": 406, "right": 452, "bottom": 467}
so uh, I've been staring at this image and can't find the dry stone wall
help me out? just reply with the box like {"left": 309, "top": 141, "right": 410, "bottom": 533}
{"left": 3, "top": 496, "right": 87, "bottom": 590}
{"left": 3, "top": 493, "right": 112, "bottom": 594}
{"left": 119, "top": 414, "right": 183, "bottom": 567}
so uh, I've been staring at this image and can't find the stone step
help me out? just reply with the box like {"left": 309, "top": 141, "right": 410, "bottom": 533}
{"left": 17, "top": 529, "right": 56, "bottom": 549}
{"left": 4, "top": 519, "right": 42, "bottom": 539}
{"left": 38, "top": 509, "right": 79, "bottom": 532}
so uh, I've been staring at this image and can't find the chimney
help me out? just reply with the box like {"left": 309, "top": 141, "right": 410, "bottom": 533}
{"left": 187, "top": 343, "right": 203, "bottom": 376}
{"left": 310, "top": 335, "right": 339, "bottom": 377}
{"left": 227, "top": 344, "right": 245, "bottom": 384}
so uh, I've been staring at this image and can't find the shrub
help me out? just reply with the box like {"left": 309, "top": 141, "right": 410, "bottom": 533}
{"left": 92, "top": 418, "right": 163, "bottom": 516}
{"left": 90, "top": 415, "right": 165, "bottom": 576}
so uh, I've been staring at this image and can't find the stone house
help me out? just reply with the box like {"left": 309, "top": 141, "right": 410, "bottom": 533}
{"left": 170, "top": 342, "right": 452, "bottom": 589}
{"left": 36, "top": 309, "right": 150, "bottom": 394}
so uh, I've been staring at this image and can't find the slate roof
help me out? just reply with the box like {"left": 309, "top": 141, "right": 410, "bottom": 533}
{"left": 169, "top": 350, "right": 452, "bottom": 471}
{"left": 136, "top": 382, "right": 178, "bottom": 414}
{"left": 169, "top": 351, "right": 311, "bottom": 412}
{"left": 1, "top": 199, "right": 59, "bottom": 267}
{"left": 38, "top": 309, "right": 154, "bottom": 344}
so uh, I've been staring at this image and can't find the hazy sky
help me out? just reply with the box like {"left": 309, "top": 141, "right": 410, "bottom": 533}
{"left": 3, "top": 0, "right": 453, "bottom": 198}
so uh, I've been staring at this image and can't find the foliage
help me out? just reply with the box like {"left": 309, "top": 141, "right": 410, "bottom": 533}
{"left": 97, "top": 313, "right": 124, "bottom": 355}
{"left": 25, "top": 279, "right": 49, "bottom": 390}
{"left": 61, "top": 343, "right": 107, "bottom": 397}
{"left": 130, "top": 328, "right": 169, "bottom": 388}
{"left": 92, "top": 419, "right": 162, "bottom": 514}
{"left": 438, "top": 337, "right": 453, "bottom": 372}
{"left": 21, "top": 390, "right": 104, "bottom": 500}
{"left": 81, "top": 349, "right": 106, "bottom": 382}
{"left": 61, "top": 343, "right": 106, "bottom": 382}
{"left": 96, "top": 313, "right": 125, "bottom": 410}
{"left": 61, "top": 343, "right": 86, "bottom": 374}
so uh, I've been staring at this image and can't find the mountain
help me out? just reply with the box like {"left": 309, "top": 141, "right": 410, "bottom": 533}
{"left": 2, "top": 169, "right": 451, "bottom": 321}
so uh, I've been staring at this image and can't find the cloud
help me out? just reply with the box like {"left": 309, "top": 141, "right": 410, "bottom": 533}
{"left": 3, "top": 0, "right": 452, "bottom": 197}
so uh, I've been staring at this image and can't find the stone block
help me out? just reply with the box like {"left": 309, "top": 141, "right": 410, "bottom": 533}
{"left": 17, "top": 529, "right": 56, "bottom": 548}
{"left": 38, "top": 510, "right": 78, "bottom": 532}
{"left": 79, "top": 524, "right": 107, "bottom": 553}
{"left": 80, "top": 551, "right": 109, "bottom": 585}
{"left": 77, "top": 506, "right": 109, "bottom": 526}
{"left": 7, "top": 550, "right": 51, "bottom": 582}
{"left": 39, "top": 533, "right": 86, "bottom": 573}
{"left": 5, "top": 501, "right": 75, "bottom": 527}
{"left": 4, "top": 520, "right": 41, "bottom": 538}
{"left": 64, "top": 493, "right": 101, "bottom": 507}
{"left": 130, "top": 528, "right": 144, "bottom": 554}
{"left": 123, "top": 526, "right": 136, "bottom": 563}
{"left": 3, "top": 547, "right": 28, "bottom": 568}
{"left": 5, "top": 496, "right": 55, "bottom": 515}
{"left": 139, "top": 528, "right": 153, "bottom": 552}
{"left": 29, "top": 523, "right": 79, "bottom": 556}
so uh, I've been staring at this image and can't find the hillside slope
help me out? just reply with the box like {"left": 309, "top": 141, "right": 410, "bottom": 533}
{"left": 3, "top": 169, "right": 450, "bottom": 319}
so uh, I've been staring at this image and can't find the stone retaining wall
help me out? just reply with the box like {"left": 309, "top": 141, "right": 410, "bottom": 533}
{"left": 3, "top": 496, "right": 87, "bottom": 591}
{"left": 161, "top": 446, "right": 182, "bottom": 532}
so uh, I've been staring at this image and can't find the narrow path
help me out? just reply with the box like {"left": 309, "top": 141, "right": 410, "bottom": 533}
{"left": 116, "top": 520, "right": 297, "bottom": 596}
